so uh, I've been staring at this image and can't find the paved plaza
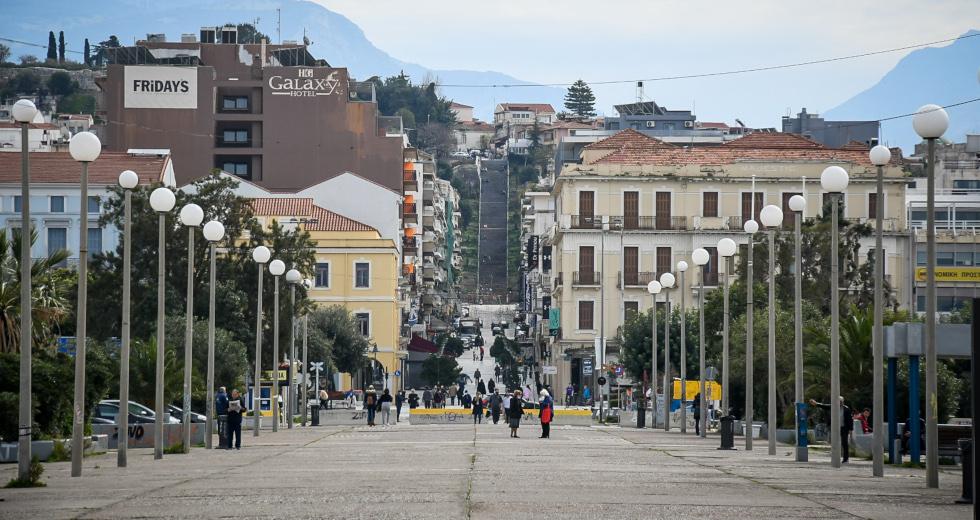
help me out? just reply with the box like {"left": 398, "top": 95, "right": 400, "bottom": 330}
{"left": 0, "top": 421, "right": 970, "bottom": 519}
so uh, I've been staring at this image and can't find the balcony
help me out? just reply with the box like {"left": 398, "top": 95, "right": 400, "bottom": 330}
{"left": 554, "top": 273, "right": 564, "bottom": 289}
{"left": 403, "top": 169, "right": 417, "bottom": 189}
{"left": 402, "top": 236, "right": 417, "bottom": 251}
{"left": 570, "top": 215, "right": 603, "bottom": 229}
{"left": 403, "top": 203, "right": 417, "bottom": 218}
{"left": 617, "top": 271, "right": 656, "bottom": 288}
{"left": 572, "top": 271, "right": 600, "bottom": 286}
{"left": 574, "top": 215, "right": 689, "bottom": 231}
{"left": 857, "top": 217, "right": 899, "bottom": 232}
{"left": 377, "top": 115, "right": 403, "bottom": 137}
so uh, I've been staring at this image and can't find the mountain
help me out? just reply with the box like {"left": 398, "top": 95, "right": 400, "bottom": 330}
{"left": 825, "top": 30, "right": 980, "bottom": 152}
{"left": 3, "top": 0, "right": 564, "bottom": 120}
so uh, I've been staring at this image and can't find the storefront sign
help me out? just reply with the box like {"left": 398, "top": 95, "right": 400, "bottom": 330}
{"left": 915, "top": 266, "right": 980, "bottom": 282}
{"left": 268, "top": 68, "right": 342, "bottom": 97}
{"left": 124, "top": 66, "right": 197, "bottom": 109}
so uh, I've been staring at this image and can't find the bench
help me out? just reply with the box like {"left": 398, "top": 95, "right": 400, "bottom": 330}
{"left": 938, "top": 424, "right": 972, "bottom": 458}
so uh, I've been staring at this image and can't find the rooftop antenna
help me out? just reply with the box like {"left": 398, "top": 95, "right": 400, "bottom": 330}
{"left": 277, "top": 8, "right": 281, "bottom": 44}
{"left": 636, "top": 81, "right": 644, "bottom": 103}
{"left": 252, "top": 17, "right": 261, "bottom": 43}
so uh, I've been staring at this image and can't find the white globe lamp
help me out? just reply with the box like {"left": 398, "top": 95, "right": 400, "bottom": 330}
{"left": 149, "top": 187, "right": 176, "bottom": 213}
{"left": 252, "top": 246, "right": 271, "bottom": 264}
{"left": 647, "top": 281, "right": 662, "bottom": 294}
{"left": 759, "top": 205, "right": 783, "bottom": 228}
{"left": 660, "top": 272, "right": 675, "bottom": 288}
{"left": 821, "top": 166, "right": 849, "bottom": 193}
{"left": 912, "top": 104, "right": 949, "bottom": 139}
{"left": 269, "top": 259, "right": 286, "bottom": 276}
{"left": 11, "top": 99, "right": 37, "bottom": 123}
{"left": 202, "top": 221, "right": 225, "bottom": 242}
{"left": 744, "top": 220, "right": 759, "bottom": 234}
{"left": 788, "top": 195, "right": 806, "bottom": 213}
{"left": 118, "top": 170, "right": 139, "bottom": 190}
{"left": 179, "top": 203, "right": 204, "bottom": 227}
{"left": 869, "top": 145, "right": 891, "bottom": 166}
{"left": 692, "top": 248, "right": 710, "bottom": 266}
{"left": 69, "top": 131, "right": 101, "bottom": 162}
{"left": 718, "top": 238, "right": 737, "bottom": 258}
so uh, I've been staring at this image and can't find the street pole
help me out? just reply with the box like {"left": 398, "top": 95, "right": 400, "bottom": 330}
{"left": 698, "top": 262, "right": 706, "bottom": 438}
{"left": 301, "top": 312, "right": 309, "bottom": 426}
{"left": 831, "top": 194, "right": 842, "bottom": 468}
{"left": 791, "top": 195, "right": 806, "bottom": 462}
{"left": 289, "top": 283, "right": 296, "bottom": 429}
{"left": 206, "top": 241, "right": 216, "bottom": 448}
{"left": 723, "top": 256, "right": 730, "bottom": 415}
{"left": 870, "top": 145, "right": 891, "bottom": 477}
{"left": 679, "top": 263, "right": 687, "bottom": 434}
{"left": 155, "top": 213, "right": 166, "bottom": 459}
{"left": 181, "top": 217, "right": 198, "bottom": 453}
{"left": 273, "top": 273, "right": 280, "bottom": 432}
{"left": 599, "top": 220, "right": 606, "bottom": 422}
{"left": 253, "top": 256, "right": 266, "bottom": 437}
{"left": 925, "top": 137, "right": 938, "bottom": 487}
{"left": 70, "top": 160, "right": 90, "bottom": 477}
{"left": 16, "top": 112, "right": 32, "bottom": 482}
{"left": 651, "top": 290, "right": 658, "bottom": 429}
{"left": 767, "top": 227, "right": 777, "bottom": 455}
{"left": 118, "top": 172, "right": 138, "bottom": 465}
{"left": 746, "top": 221, "right": 756, "bottom": 450}
{"left": 660, "top": 272, "right": 675, "bottom": 432}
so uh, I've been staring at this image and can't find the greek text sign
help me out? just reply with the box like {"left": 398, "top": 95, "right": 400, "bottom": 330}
{"left": 124, "top": 66, "right": 197, "bottom": 109}
{"left": 915, "top": 266, "right": 980, "bottom": 282}
{"left": 268, "top": 68, "right": 342, "bottom": 97}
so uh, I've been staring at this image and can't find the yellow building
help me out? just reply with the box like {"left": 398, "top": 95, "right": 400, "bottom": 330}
{"left": 250, "top": 198, "right": 404, "bottom": 392}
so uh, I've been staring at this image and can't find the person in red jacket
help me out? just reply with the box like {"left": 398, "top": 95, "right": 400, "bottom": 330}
{"left": 539, "top": 389, "right": 554, "bottom": 439}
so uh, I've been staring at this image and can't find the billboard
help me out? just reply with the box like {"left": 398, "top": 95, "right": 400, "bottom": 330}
{"left": 124, "top": 66, "right": 197, "bottom": 109}
{"left": 915, "top": 266, "right": 980, "bottom": 282}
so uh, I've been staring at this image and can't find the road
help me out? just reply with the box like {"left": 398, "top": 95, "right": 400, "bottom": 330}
{"left": 476, "top": 159, "right": 509, "bottom": 303}
{"left": 0, "top": 424, "right": 968, "bottom": 519}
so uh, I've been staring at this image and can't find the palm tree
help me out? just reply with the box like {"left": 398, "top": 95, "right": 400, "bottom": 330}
{"left": 803, "top": 305, "right": 874, "bottom": 413}
{"left": 0, "top": 229, "right": 70, "bottom": 353}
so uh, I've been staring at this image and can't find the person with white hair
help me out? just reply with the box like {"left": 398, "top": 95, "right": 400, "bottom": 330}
{"left": 538, "top": 388, "right": 554, "bottom": 439}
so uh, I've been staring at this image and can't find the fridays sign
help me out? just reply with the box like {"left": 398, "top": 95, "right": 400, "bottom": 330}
{"left": 124, "top": 66, "right": 197, "bottom": 109}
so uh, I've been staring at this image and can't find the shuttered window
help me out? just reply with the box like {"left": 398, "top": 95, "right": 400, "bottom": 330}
{"left": 578, "top": 301, "right": 594, "bottom": 330}
{"left": 702, "top": 192, "right": 718, "bottom": 218}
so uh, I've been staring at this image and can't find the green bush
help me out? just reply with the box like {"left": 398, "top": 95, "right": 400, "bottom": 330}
{"left": 4, "top": 456, "right": 45, "bottom": 488}
{"left": 48, "top": 441, "right": 70, "bottom": 462}
{"left": 57, "top": 93, "right": 96, "bottom": 115}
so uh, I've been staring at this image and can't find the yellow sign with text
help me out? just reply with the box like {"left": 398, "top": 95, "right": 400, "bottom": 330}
{"left": 915, "top": 267, "right": 980, "bottom": 283}
{"left": 672, "top": 380, "right": 721, "bottom": 401}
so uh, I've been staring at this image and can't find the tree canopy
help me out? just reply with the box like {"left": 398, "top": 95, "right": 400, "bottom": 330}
{"left": 563, "top": 79, "right": 596, "bottom": 118}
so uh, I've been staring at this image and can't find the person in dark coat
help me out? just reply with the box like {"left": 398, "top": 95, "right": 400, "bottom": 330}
{"left": 422, "top": 388, "right": 433, "bottom": 409}
{"left": 363, "top": 386, "right": 379, "bottom": 426}
{"left": 810, "top": 397, "right": 854, "bottom": 462}
{"left": 395, "top": 390, "right": 405, "bottom": 422}
{"left": 226, "top": 389, "right": 246, "bottom": 450}
{"left": 538, "top": 389, "right": 554, "bottom": 439}
{"left": 477, "top": 379, "right": 487, "bottom": 395}
{"left": 487, "top": 379, "right": 496, "bottom": 395}
{"left": 693, "top": 392, "right": 702, "bottom": 436}
{"left": 472, "top": 394, "right": 485, "bottom": 424}
{"left": 408, "top": 389, "right": 419, "bottom": 409}
{"left": 474, "top": 369, "right": 482, "bottom": 381}
{"left": 508, "top": 390, "right": 524, "bottom": 438}
{"left": 489, "top": 390, "right": 504, "bottom": 424}
{"left": 462, "top": 391, "right": 473, "bottom": 409}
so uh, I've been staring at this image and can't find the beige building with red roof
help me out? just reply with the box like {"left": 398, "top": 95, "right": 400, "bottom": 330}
{"left": 546, "top": 129, "right": 910, "bottom": 397}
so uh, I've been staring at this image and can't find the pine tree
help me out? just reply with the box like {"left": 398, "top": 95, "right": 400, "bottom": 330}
{"left": 58, "top": 31, "right": 65, "bottom": 63}
{"left": 46, "top": 31, "right": 57, "bottom": 62}
{"left": 83, "top": 39, "right": 90, "bottom": 67}
{"left": 563, "top": 79, "right": 596, "bottom": 118}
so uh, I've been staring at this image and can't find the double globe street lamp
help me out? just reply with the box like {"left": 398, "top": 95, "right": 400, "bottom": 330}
{"left": 149, "top": 186, "right": 176, "bottom": 459}
{"left": 659, "top": 271, "right": 675, "bottom": 432}
{"left": 759, "top": 204, "right": 783, "bottom": 456}
{"left": 202, "top": 220, "right": 225, "bottom": 449}
{"left": 178, "top": 203, "right": 204, "bottom": 453}
{"left": 692, "top": 248, "right": 710, "bottom": 438}
{"left": 251, "top": 245, "right": 271, "bottom": 436}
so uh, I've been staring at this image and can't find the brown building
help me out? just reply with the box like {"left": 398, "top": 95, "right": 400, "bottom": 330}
{"left": 99, "top": 29, "right": 404, "bottom": 191}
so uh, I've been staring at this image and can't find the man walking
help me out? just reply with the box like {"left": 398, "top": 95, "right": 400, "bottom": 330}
{"left": 226, "top": 389, "right": 246, "bottom": 450}
{"left": 448, "top": 385, "right": 458, "bottom": 406}
{"left": 489, "top": 390, "right": 503, "bottom": 424}
{"left": 423, "top": 387, "right": 433, "bottom": 409}
{"left": 810, "top": 397, "right": 854, "bottom": 463}
{"left": 565, "top": 384, "right": 574, "bottom": 406}
{"left": 395, "top": 390, "right": 405, "bottom": 422}
{"left": 215, "top": 386, "right": 229, "bottom": 448}
{"left": 474, "top": 368, "right": 482, "bottom": 382}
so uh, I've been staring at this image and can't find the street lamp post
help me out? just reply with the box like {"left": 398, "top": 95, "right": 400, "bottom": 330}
{"left": 269, "top": 259, "right": 286, "bottom": 432}
{"left": 760, "top": 205, "right": 783, "bottom": 455}
{"left": 149, "top": 186, "right": 176, "bottom": 459}
{"left": 13, "top": 99, "right": 37, "bottom": 482}
{"left": 202, "top": 221, "right": 225, "bottom": 449}
{"left": 179, "top": 203, "right": 204, "bottom": 453}
{"left": 912, "top": 104, "right": 949, "bottom": 488}
{"left": 717, "top": 238, "right": 737, "bottom": 416}
{"left": 869, "top": 145, "right": 892, "bottom": 476}
{"left": 659, "top": 272, "right": 675, "bottom": 432}
{"left": 301, "top": 279, "right": 312, "bottom": 426}
{"left": 692, "top": 248, "right": 710, "bottom": 438}
{"left": 677, "top": 260, "right": 688, "bottom": 433}
{"left": 647, "top": 280, "right": 662, "bottom": 429}
{"left": 286, "top": 269, "right": 301, "bottom": 429}
{"left": 251, "top": 246, "right": 271, "bottom": 436}
{"left": 744, "top": 219, "right": 759, "bottom": 450}
{"left": 69, "top": 131, "right": 101, "bottom": 477}
{"left": 821, "top": 165, "right": 850, "bottom": 468}
{"left": 788, "top": 195, "right": 807, "bottom": 462}
{"left": 117, "top": 170, "right": 139, "bottom": 466}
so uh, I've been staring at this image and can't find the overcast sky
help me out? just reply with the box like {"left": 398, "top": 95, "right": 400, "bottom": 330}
{"left": 318, "top": 0, "right": 980, "bottom": 127}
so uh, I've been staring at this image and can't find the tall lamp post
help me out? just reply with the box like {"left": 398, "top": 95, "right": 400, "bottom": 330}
{"left": 744, "top": 218, "right": 759, "bottom": 450}
{"left": 13, "top": 98, "right": 37, "bottom": 483}
{"left": 69, "top": 131, "right": 101, "bottom": 477}
{"left": 788, "top": 195, "right": 807, "bottom": 462}
{"left": 869, "top": 144, "right": 892, "bottom": 477}
{"left": 117, "top": 170, "right": 139, "bottom": 467}
{"left": 301, "top": 279, "right": 312, "bottom": 426}
{"left": 717, "top": 238, "right": 737, "bottom": 416}
{"left": 647, "top": 280, "right": 662, "bottom": 429}
{"left": 821, "top": 165, "right": 849, "bottom": 468}
{"left": 760, "top": 204, "right": 783, "bottom": 455}
{"left": 269, "top": 259, "right": 286, "bottom": 432}
{"left": 286, "top": 268, "right": 302, "bottom": 429}
{"left": 202, "top": 220, "right": 225, "bottom": 449}
{"left": 149, "top": 186, "right": 176, "bottom": 459}
{"left": 677, "top": 260, "right": 688, "bottom": 433}
{"left": 912, "top": 104, "right": 949, "bottom": 488}
{"left": 178, "top": 203, "right": 204, "bottom": 453}
{"left": 251, "top": 246, "right": 271, "bottom": 436}
{"left": 692, "top": 248, "right": 709, "bottom": 438}
{"left": 659, "top": 272, "right": 675, "bottom": 432}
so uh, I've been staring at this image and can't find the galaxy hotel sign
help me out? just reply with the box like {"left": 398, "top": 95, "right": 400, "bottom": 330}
{"left": 268, "top": 68, "right": 342, "bottom": 97}
{"left": 123, "top": 66, "right": 197, "bottom": 109}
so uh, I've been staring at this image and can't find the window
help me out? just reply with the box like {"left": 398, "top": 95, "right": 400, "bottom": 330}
{"left": 13, "top": 196, "right": 21, "bottom": 213}
{"left": 868, "top": 192, "right": 878, "bottom": 219}
{"left": 47, "top": 227, "right": 67, "bottom": 258}
{"left": 624, "top": 301, "right": 639, "bottom": 321}
{"left": 354, "top": 262, "right": 370, "bottom": 288}
{"left": 955, "top": 252, "right": 974, "bottom": 266}
{"left": 655, "top": 192, "right": 671, "bottom": 229}
{"left": 916, "top": 251, "right": 926, "bottom": 266}
{"left": 578, "top": 246, "right": 594, "bottom": 284}
{"left": 702, "top": 192, "right": 719, "bottom": 218}
{"left": 50, "top": 196, "right": 65, "bottom": 213}
{"left": 781, "top": 192, "right": 802, "bottom": 228}
{"left": 222, "top": 96, "right": 249, "bottom": 110}
{"left": 937, "top": 252, "right": 955, "bottom": 266}
{"left": 623, "top": 191, "right": 639, "bottom": 229}
{"left": 87, "top": 228, "right": 102, "bottom": 255}
{"left": 656, "top": 247, "right": 671, "bottom": 278}
{"left": 222, "top": 161, "right": 249, "bottom": 176}
{"left": 623, "top": 247, "right": 639, "bottom": 285}
{"left": 579, "top": 191, "right": 595, "bottom": 220}
{"left": 355, "top": 312, "right": 370, "bottom": 336}
{"left": 87, "top": 196, "right": 100, "bottom": 214}
{"left": 315, "top": 263, "right": 330, "bottom": 287}
{"left": 741, "top": 192, "right": 764, "bottom": 222}
{"left": 222, "top": 129, "right": 249, "bottom": 144}
{"left": 578, "top": 301, "right": 594, "bottom": 330}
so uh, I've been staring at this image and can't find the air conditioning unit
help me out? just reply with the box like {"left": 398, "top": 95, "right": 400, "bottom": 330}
{"left": 684, "top": 121, "right": 694, "bottom": 128}
{"left": 645, "top": 121, "right": 656, "bottom": 128}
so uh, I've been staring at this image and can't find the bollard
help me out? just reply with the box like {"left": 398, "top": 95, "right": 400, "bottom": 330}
{"left": 636, "top": 406, "right": 646, "bottom": 429}
{"left": 718, "top": 415, "right": 736, "bottom": 450}
{"left": 956, "top": 439, "right": 973, "bottom": 504}
{"left": 310, "top": 404, "right": 320, "bottom": 426}
{"left": 217, "top": 415, "right": 228, "bottom": 449}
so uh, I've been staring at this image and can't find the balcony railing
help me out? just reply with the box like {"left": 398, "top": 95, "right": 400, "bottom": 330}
{"left": 698, "top": 271, "right": 720, "bottom": 287}
{"left": 572, "top": 271, "right": 600, "bottom": 286}
{"left": 857, "top": 217, "right": 899, "bottom": 232}
{"left": 215, "top": 138, "right": 253, "bottom": 148}
{"left": 554, "top": 273, "right": 564, "bottom": 289}
{"left": 402, "top": 236, "right": 417, "bottom": 250}
{"left": 403, "top": 203, "right": 417, "bottom": 217}
{"left": 618, "top": 271, "right": 656, "bottom": 288}
{"left": 570, "top": 215, "right": 603, "bottom": 229}
{"left": 403, "top": 169, "right": 417, "bottom": 183}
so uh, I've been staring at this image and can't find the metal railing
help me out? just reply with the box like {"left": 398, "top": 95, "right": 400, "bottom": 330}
{"left": 570, "top": 215, "right": 603, "bottom": 229}
{"left": 403, "top": 203, "right": 417, "bottom": 216}
{"left": 377, "top": 115, "right": 403, "bottom": 136}
{"left": 572, "top": 271, "right": 600, "bottom": 286}
{"left": 618, "top": 271, "right": 656, "bottom": 288}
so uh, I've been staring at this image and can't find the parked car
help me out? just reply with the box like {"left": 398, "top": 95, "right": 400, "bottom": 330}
{"left": 96, "top": 399, "right": 178, "bottom": 424}
{"left": 451, "top": 151, "right": 469, "bottom": 158}
{"left": 166, "top": 404, "right": 207, "bottom": 423}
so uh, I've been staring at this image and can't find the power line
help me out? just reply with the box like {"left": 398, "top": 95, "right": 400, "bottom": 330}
{"left": 436, "top": 32, "right": 980, "bottom": 88}
{"left": 0, "top": 36, "right": 84, "bottom": 55}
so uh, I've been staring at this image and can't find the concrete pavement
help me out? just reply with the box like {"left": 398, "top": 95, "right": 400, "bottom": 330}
{"left": 0, "top": 422, "right": 969, "bottom": 519}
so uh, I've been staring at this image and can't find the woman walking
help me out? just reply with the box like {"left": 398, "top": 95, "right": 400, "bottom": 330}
{"left": 539, "top": 389, "right": 554, "bottom": 439}
{"left": 364, "top": 386, "right": 379, "bottom": 426}
{"left": 378, "top": 388, "right": 393, "bottom": 426}
{"left": 508, "top": 389, "right": 524, "bottom": 438}
{"left": 472, "top": 393, "right": 485, "bottom": 424}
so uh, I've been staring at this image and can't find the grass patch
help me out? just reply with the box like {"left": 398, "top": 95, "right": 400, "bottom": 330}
{"left": 163, "top": 443, "right": 185, "bottom": 454}
{"left": 901, "top": 461, "right": 926, "bottom": 469}
{"left": 47, "top": 442, "right": 70, "bottom": 462}
{"left": 4, "top": 456, "right": 45, "bottom": 488}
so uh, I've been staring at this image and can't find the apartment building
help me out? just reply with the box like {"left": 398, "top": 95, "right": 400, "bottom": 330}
{"left": 548, "top": 129, "right": 909, "bottom": 394}
{"left": 518, "top": 190, "right": 558, "bottom": 383}
{"left": 493, "top": 103, "right": 557, "bottom": 153}
{"left": 781, "top": 108, "right": 879, "bottom": 149}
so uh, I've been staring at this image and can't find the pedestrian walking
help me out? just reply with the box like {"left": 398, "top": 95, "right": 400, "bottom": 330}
{"left": 474, "top": 368, "right": 482, "bottom": 381}
{"left": 408, "top": 389, "right": 419, "bottom": 409}
{"left": 472, "top": 349, "right": 478, "bottom": 361}
{"left": 379, "top": 388, "right": 393, "bottom": 425}
{"left": 810, "top": 397, "right": 854, "bottom": 463}
{"left": 448, "top": 385, "right": 458, "bottom": 406}
{"left": 480, "top": 346, "right": 485, "bottom": 362}
{"left": 226, "top": 389, "right": 246, "bottom": 450}
{"left": 472, "top": 393, "right": 485, "bottom": 424}
{"left": 487, "top": 379, "right": 496, "bottom": 395}
{"left": 494, "top": 365, "right": 501, "bottom": 379}
{"left": 489, "top": 390, "right": 503, "bottom": 424}
{"left": 477, "top": 379, "right": 487, "bottom": 395}
{"left": 565, "top": 384, "right": 574, "bottom": 406}
{"left": 693, "top": 392, "right": 702, "bottom": 436}
{"left": 364, "top": 386, "right": 379, "bottom": 427}
{"left": 508, "top": 390, "right": 524, "bottom": 438}
{"left": 583, "top": 386, "right": 592, "bottom": 405}
{"left": 423, "top": 387, "right": 433, "bottom": 409}
{"left": 462, "top": 390, "right": 473, "bottom": 409}
{"left": 395, "top": 390, "right": 405, "bottom": 422}
{"left": 277, "top": 393, "right": 284, "bottom": 426}
{"left": 539, "top": 389, "right": 554, "bottom": 439}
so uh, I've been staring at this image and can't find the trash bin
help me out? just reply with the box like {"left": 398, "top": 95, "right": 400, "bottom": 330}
{"left": 310, "top": 404, "right": 320, "bottom": 426}
{"left": 957, "top": 438, "right": 973, "bottom": 504}
{"left": 636, "top": 406, "right": 646, "bottom": 429}
{"left": 217, "top": 415, "right": 229, "bottom": 449}
{"left": 718, "top": 416, "right": 736, "bottom": 450}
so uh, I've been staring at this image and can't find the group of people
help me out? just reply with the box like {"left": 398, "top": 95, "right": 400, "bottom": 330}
{"left": 214, "top": 387, "right": 247, "bottom": 450}
{"left": 361, "top": 386, "right": 406, "bottom": 426}
{"left": 564, "top": 383, "right": 592, "bottom": 406}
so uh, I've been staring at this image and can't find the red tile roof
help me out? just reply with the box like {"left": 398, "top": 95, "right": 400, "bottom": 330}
{"left": 249, "top": 197, "right": 376, "bottom": 232}
{"left": 585, "top": 130, "right": 882, "bottom": 166}
{"left": 840, "top": 140, "right": 870, "bottom": 151}
{"left": 0, "top": 151, "right": 168, "bottom": 185}
{"left": 459, "top": 120, "right": 494, "bottom": 132}
{"left": 0, "top": 122, "right": 61, "bottom": 130}
{"left": 584, "top": 128, "right": 677, "bottom": 150}
{"left": 547, "top": 120, "right": 593, "bottom": 130}
{"left": 450, "top": 102, "right": 473, "bottom": 109}
{"left": 697, "top": 121, "right": 730, "bottom": 130}
{"left": 497, "top": 103, "right": 556, "bottom": 114}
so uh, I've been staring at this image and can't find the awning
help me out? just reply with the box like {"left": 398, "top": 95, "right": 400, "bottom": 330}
{"left": 407, "top": 334, "right": 439, "bottom": 354}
